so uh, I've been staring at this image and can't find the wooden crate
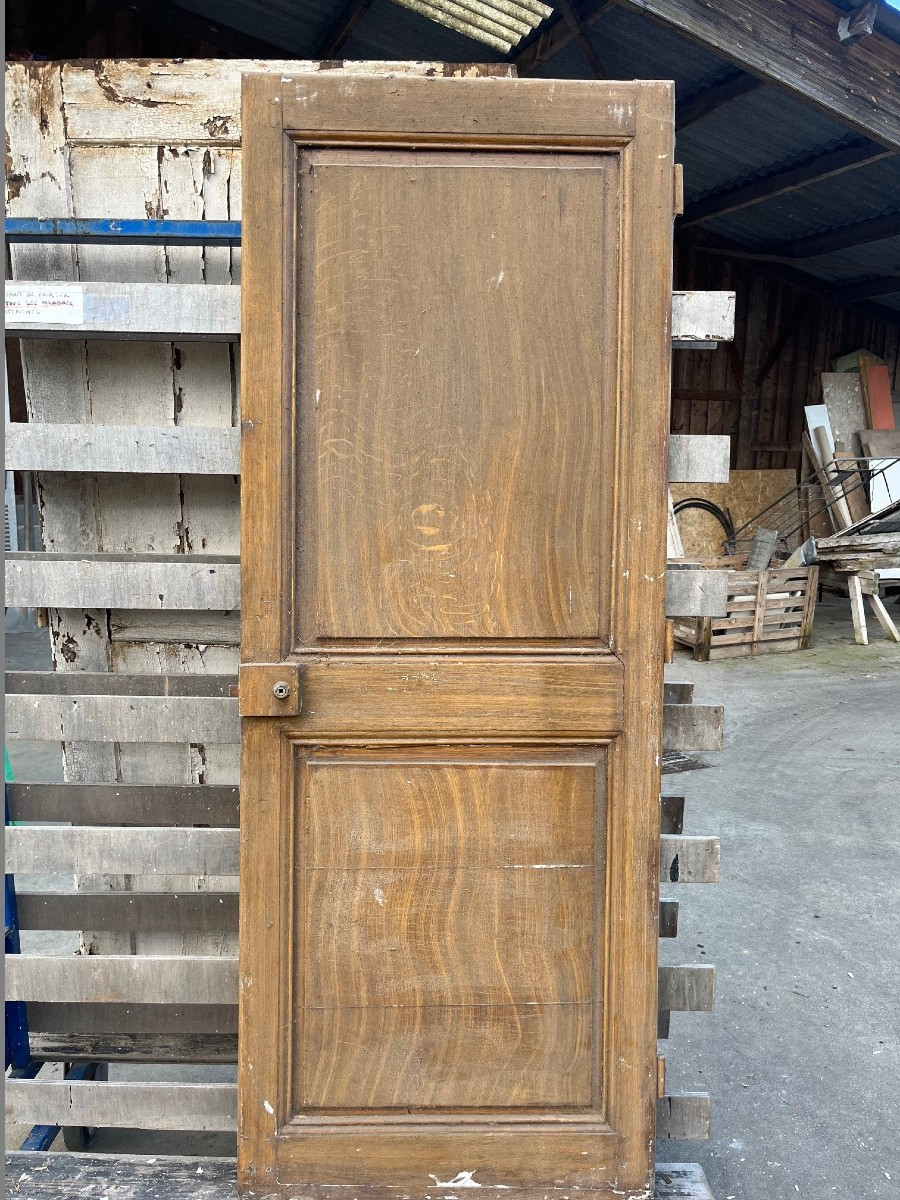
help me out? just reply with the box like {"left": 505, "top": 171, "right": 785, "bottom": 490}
{"left": 673, "top": 566, "right": 818, "bottom": 660}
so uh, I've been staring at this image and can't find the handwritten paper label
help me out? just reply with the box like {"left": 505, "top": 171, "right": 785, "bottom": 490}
{"left": 6, "top": 283, "right": 84, "bottom": 325}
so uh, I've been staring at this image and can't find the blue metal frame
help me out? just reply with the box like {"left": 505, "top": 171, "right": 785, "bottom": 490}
{"left": 5, "top": 217, "right": 242, "bottom": 246}
{"left": 5, "top": 786, "right": 31, "bottom": 1074}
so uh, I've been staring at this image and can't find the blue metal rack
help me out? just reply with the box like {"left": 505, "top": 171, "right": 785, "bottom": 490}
{"left": 6, "top": 217, "right": 242, "bottom": 245}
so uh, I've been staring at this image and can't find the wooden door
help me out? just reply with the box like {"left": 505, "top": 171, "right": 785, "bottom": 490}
{"left": 239, "top": 72, "right": 674, "bottom": 1200}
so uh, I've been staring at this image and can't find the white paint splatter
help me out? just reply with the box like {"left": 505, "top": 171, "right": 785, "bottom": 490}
{"left": 429, "top": 1173, "right": 482, "bottom": 1189}
{"left": 263, "top": 1100, "right": 274, "bottom": 1114}
{"left": 374, "top": 888, "right": 387, "bottom": 906}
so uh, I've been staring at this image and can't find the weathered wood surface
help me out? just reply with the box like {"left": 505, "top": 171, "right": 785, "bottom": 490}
{"left": 5, "top": 423, "right": 241, "bottom": 473}
{"left": 674, "top": 566, "right": 818, "bottom": 660}
{"left": 7, "top": 781, "right": 240, "bottom": 826}
{"left": 662, "top": 704, "right": 725, "bottom": 751}
{"left": 6, "top": 826, "right": 239, "bottom": 876}
{"left": 6, "top": 955, "right": 237, "bottom": 1004}
{"left": 5, "top": 1081, "right": 238, "bottom": 1132}
{"left": 5, "top": 554, "right": 240, "bottom": 609}
{"left": 671, "top": 290, "right": 735, "bottom": 343}
{"left": 620, "top": 0, "right": 900, "bottom": 150}
{"left": 659, "top": 898, "right": 679, "bottom": 938}
{"left": 4, "top": 1153, "right": 240, "bottom": 1200}
{"left": 665, "top": 566, "right": 730, "bottom": 617}
{"left": 5, "top": 282, "right": 240, "bottom": 339}
{"left": 667, "top": 433, "right": 731, "bottom": 483}
{"left": 659, "top": 834, "right": 720, "bottom": 883}
{"left": 27, "top": 1003, "right": 238, "bottom": 1036}
{"left": 2, "top": 1155, "right": 715, "bottom": 1199}
{"left": 658, "top": 964, "right": 716, "bottom": 1012}
{"left": 6, "top": 670, "right": 235, "bottom": 695}
{"left": 17, "top": 891, "right": 238, "bottom": 932}
{"left": 28, "top": 1031, "right": 237, "bottom": 1064}
{"left": 660, "top": 793, "right": 685, "bottom": 834}
{"left": 655, "top": 1094, "right": 712, "bottom": 1141}
{"left": 5, "top": 694, "right": 239, "bottom": 743}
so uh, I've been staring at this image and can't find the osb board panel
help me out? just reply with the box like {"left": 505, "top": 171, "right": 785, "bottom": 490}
{"left": 671, "top": 469, "right": 798, "bottom": 557}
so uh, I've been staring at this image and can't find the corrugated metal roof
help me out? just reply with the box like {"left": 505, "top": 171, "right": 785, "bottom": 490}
{"left": 390, "top": 0, "right": 552, "bottom": 53}
{"left": 175, "top": 0, "right": 900, "bottom": 320}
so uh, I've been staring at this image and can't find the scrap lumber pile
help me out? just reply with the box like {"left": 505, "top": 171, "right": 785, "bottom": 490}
{"left": 802, "top": 352, "right": 900, "bottom": 644}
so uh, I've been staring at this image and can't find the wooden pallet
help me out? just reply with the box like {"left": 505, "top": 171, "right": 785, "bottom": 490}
{"left": 674, "top": 565, "right": 818, "bottom": 660}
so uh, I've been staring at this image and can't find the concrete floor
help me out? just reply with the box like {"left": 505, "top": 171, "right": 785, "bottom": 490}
{"left": 659, "top": 592, "right": 900, "bottom": 1199}
{"left": 5, "top": 592, "right": 900, "bottom": 1196}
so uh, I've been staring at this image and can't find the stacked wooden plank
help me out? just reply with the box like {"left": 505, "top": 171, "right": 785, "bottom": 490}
{"left": 5, "top": 58, "right": 731, "bottom": 1172}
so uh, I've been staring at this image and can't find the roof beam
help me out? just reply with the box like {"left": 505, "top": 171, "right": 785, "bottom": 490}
{"left": 829, "top": 276, "right": 900, "bottom": 304}
{"left": 676, "top": 70, "right": 762, "bottom": 131}
{"left": 681, "top": 140, "right": 894, "bottom": 227}
{"left": 762, "top": 210, "right": 900, "bottom": 258}
{"left": 554, "top": 0, "right": 607, "bottom": 76}
{"left": 617, "top": 0, "right": 900, "bottom": 150}
{"left": 318, "top": 0, "right": 377, "bottom": 56}
{"left": 512, "top": 0, "right": 617, "bottom": 77}
{"left": 681, "top": 229, "right": 900, "bottom": 327}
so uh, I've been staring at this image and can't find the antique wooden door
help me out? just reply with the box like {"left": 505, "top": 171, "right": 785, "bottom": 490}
{"left": 239, "top": 72, "right": 674, "bottom": 1200}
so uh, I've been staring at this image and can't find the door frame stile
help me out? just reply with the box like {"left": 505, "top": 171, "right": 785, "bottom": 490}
{"left": 605, "top": 89, "right": 674, "bottom": 1188}
{"left": 239, "top": 71, "right": 290, "bottom": 1194}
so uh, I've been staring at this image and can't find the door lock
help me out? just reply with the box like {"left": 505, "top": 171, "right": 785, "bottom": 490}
{"left": 272, "top": 681, "right": 291, "bottom": 701}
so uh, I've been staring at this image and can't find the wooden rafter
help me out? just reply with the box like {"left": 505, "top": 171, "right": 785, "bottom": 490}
{"left": 829, "top": 276, "right": 900, "bottom": 304}
{"left": 512, "top": 0, "right": 617, "bottom": 77}
{"left": 618, "top": 0, "right": 900, "bottom": 150}
{"left": 676, "top": 70, "right": 762, "bottom": 131}
{"left": 553, "top": 0, "right": 607, "bottom": 76}
{"left": 762, "top": 210, "right": 900, "bottom": 258}
{"left": 681, "top": 140, "right": 894, "bottom": 227}
{"left": 318, "top": 0, "right": 377, "bottom": 57}
{"left": 681, "top": 229, "right": 900, "bottom": 327}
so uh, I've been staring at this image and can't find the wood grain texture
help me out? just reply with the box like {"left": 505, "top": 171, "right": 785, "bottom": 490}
{"left": 239, "top": 73, "right": 675, "bottom": 1198}
{"left": 276, "top": 657, "right": 623, "bottom": 737}
{"left": 297, "top": 1004, "right": 593, "bottom": 1110}
{"left": 297, "top": 149, "right": 617, "bottom": 645}
{"left": 294, "top": 748, "right": 602, "bottom": 1111}
{"left": 299, "top": 866, "right": 592, "bottom": 1009}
